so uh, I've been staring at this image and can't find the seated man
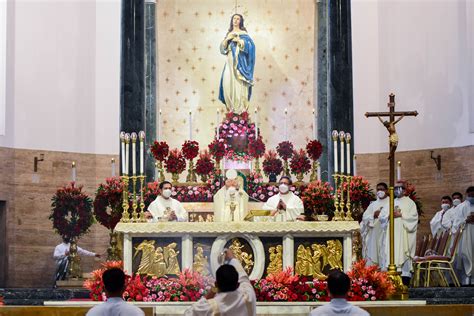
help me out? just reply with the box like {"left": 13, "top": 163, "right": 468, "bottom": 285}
{"left": 86, "top": 268, "right": 144, "bottom": 316}
{"left": 263, "top": 176, "right": 305, "bottom": 221}
{"left": 185, "top": 249, "right": 256, "bottom": 316}
{"left": 145, "top": 181, "right": 188, "bottom": 222}
{"left": 429, "top": 195, "right": 453, "bottom": 236}
{"left": 213, "top": 169, "right": 249, "bottom": 222}
{"left": 309, "top": 270, "right": 369, "bottom": 316}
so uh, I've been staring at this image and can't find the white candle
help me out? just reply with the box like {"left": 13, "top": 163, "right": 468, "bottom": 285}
{"left": 71, "top": 161, "right": 76, "bottom": 182}
{"left": 332, "top": 130, "right": 338, "bottom": 173}
{"left": 189, "top": 111, "right": 192, "bottom": 140}
{"left": 339, "top": 131, "right": 345, "bottom": 174}
{"left": 131, "top": 132, "right": 137, "bottom": 175}
{"left": 313, "top": 109, "right": 317, "bottom": 139}
{"left": 111, "top": 158, "right": 116, "bottom": 177}
{"left": 255, "top": 108, "right": 258, "bottom": 139}
{"left": 139, "top": 131, "right": 145, "bottom": 175}
{"left": 345, "top": 133, "right": 351, "bottom": 175}
{"left": 125, "top": 133, "right": 130, "bottom": 176}
{"left": 284, "top": 108, "right": 288, "bottom": 141}
{"left": 353, "top": 155, "right": 357, "bottom": 176}
{"left": 120, "top": 132, "right": 125, "bottom": 174}
{"left": 397, "top": 161, "right": 401, "bottom": 181}
{"left": 158, "top": 110, "right": 162, "bottom": 141}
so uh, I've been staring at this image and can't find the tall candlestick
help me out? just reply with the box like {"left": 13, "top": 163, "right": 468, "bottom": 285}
{"left": 332, "top": 130, "right": 339, "bottom": 173}
{"left": 139, "top": 131, "right": 145, "bottom": 175}
{"left": 353, "top": 155, "right": 357, "bottom": 176}
{"left": 189, "top": 111, "right": 192, "bottom": 140}
{"left": 131, "top": 132, "right": 137, "bottom": 175}
{"left": 397, "top": 161, "right": 401, "bottom": 181}
{"left": 111, "top": 158, "right": 116, "bottom": 177}
{"left": 71, "top": 161, "right": 77, "bottom": 182}
{"left": 345, "top": 133, "right": 351, "bottom": 175}
{"left": 254, "top": 108, "right": 258, "bottom": 139}
{"left": 125, "top": 133, "right": 130, "bottom": 176}
{"left": 216, "top": 109, "right": 220, "bottom": 139}
{"left": 284, "top": 108, "right": 288, "bottom": 141}
{"left": 339, "top": 131, "right": 346, "bottom": 174}
{"left": 313, "top": 109, "right": 317, "bottom": 139}
{"left": 120, "top": 132, "right": 125, "bottom": 174}
{"left": 158, "top": 110, "right": 162, "bottom": 141}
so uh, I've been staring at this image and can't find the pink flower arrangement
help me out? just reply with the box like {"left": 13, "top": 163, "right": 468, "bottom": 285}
{"left": 219, "top": 112, "right": 255, "bottom": 139}
{"left": 246, "top": 172, "right": 303, "bottom": 202}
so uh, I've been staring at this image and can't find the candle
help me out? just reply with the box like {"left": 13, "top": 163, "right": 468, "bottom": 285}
{"left": 353, "top": 155, "right": 357, "bottom": 176}
{"left": 254, "top": 108, "right": 258, "bottom": 139}
{"left": 339, "top": 131, "right": 345, "bottom": 174}
{"left": 125, "top": 133, "right": 130, "bottom": 176}
{"left": 345, "top": 133, "right": 351, "bottom": 175}
{"left": 131, "top": 132, "right": 137, "bottom": 175}
{"left": 397, "top": 161, "right": 401, "bottom": 181}
{"left": 332, "top": 130, "right": 339, "bottom": 173}
{"left": 284, "top": 108, "right": 288, "bottom": 141}
{"left": 120, "top": 132, "right": 125, "bottom": 174}
{"left": 139, "top": 131, "right": 145, "bottom": 175}
{"left": 111, "top": 158, "right": 116, "bottom": 177}
{"left": 313, "top": 109, "right": 317, "bottom": 139}
{"left": 216, "top": 109, "right": 220, "bottom": 139}
{"left": 158, "top": 110, "right": 162, "bottom": 141}
{"left": 71, "top": 161, "right": 77, "bottom": 182}
{"left": 189, "top": 111, "right": 192, "bottom": 140}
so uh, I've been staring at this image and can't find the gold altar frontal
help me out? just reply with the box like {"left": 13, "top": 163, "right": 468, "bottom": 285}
{"left": 115, "top": 221, "right": 359, "bottom": 280}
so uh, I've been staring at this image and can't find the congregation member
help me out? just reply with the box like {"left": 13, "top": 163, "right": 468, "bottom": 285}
{"left": 309, "top": 270, "right": 369, "bottom": 316}
{"left": 360, "top": 182, "right": 389, "bottom": 266}
{"left": 145, "top": 181, "right": 188, "bottom": 222}
{"left": 213, "top": 169, "right": 249, "bottom": 222}
{"left": 262, "top": 176, "right": 305, "bottom": 221}
{"left": 86, "top": 268, "right": 144, "bottom": 316}
{"left": 185, "top": 249, "right": 256, "bottom": 316}
{"left": 429, "top": 196, "right": 453, "bottom": 236}
{"left": 379, "top": 181, "right": 418, "bottom": 284}
{"left": 452, "top": 186, "right": 474, "bottom": 285}
{"left": 53, "top": 237, "right": 100, "bottom": 281}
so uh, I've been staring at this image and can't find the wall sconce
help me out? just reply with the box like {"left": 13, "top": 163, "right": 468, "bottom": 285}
{"left": 430, "top": 151, "right": 441, "bottom": 171}
{"left": 34, "top": 154, "right": 44, "bottom": 172}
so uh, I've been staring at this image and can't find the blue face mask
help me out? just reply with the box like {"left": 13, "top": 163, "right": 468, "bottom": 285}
{"left": 394, "top": 187, "right": 404, "bottom": 198}
{"left": 467, "top": 197, "right": 474, "bottom": 205}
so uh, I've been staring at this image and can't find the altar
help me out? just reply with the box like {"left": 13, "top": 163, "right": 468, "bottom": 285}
{"left": 115, "top": 221, "right": 359, "bottom": 280}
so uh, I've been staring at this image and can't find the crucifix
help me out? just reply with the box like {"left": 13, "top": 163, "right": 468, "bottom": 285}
{"left": 365, "top": 93, "right": 418, "bottom": 299}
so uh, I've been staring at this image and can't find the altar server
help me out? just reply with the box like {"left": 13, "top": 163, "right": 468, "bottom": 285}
{"left": 379, "top": 181, "right": 418, "bottom": 284}
{"left": 213, "top": 169, "right": 249, "bottom": 222}
{"left": 185, "top": 249, "right": 256, "bottom": 316}
{"left": 452, "top": 186, "right": 474, "bottom": 285}
{"left": 262, "top": 176, "right": 305, "bottom": 221}
{"left": 430, "top": 196, "right": 453, "bottom": 236}
{"left": 360, "top": 182, "right": 389, "bottom": 266}
{"left": 145, "top": 181, "right": 188, "bottom": 222}
{"left": 53, "top": 237, "right": 100, "bottom": 281}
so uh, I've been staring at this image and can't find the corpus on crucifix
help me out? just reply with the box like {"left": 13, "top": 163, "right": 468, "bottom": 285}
{"left": 365, "top": 93, "right": 418, "bottom": 299}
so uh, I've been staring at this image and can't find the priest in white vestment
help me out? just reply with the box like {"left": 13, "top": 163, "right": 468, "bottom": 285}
{"left": 379, "top": 182, "right": 418, "bottom": 282}
{"left": 452, "top": 186, "right": 474, "bottom": 285}
{"left": 262, "top": 176, "right": 305, "bottom": 222}
{"left": 145, "top": 181, "right": 188, "bottom": 222}
{"left": 213, "top": 170, "right": 249, "bottom": 222}
{"left": 185, "top": 249, "right": 256, "bottom": 316}
{"left": 430, "top": 196, "right": 453, "bottom": 236}
{"left": 360, "top": 182, "right": 389, "bottom": 266}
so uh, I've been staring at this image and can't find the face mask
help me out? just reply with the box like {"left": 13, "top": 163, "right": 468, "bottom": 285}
{"left": 162, "top": 189, "right": 172, "bottom": 198}
{"left": 394, "top": 187, "right": 404, "bottom": 198}
{"left": 467, "top": 197, "right": 474, "bottom": 205}
{"left": 441, "top": 203, "right": 450, "bottom": 211}
{"left": 377, "top": 191, "right": 386, "bottom": 199}
{"left": 228, "top": 186, "right": 237, "bottom": 195}
{"left": 453, "top": 199, "right": 461, "bottom": 206}
{"left": 279, "top": 184, "right": 289, "bottom": 194}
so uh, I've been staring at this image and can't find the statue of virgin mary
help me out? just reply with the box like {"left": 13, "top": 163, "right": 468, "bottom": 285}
{"left": 218, "top": 14, "right": 256, "bottom": 114}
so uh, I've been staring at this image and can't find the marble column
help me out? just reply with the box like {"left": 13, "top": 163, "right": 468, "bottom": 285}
{"left": 317, "top": 0, "right": 354, "bottom": 183}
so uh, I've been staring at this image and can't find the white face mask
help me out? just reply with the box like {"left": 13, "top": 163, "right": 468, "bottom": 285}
{"left": 279, "top": 184, "right": 289, "bottom": 194}
{"left": 394, "top": 187, "right": 404, "bottom": 198}
{"left": 227, "top": 186, "right": 237, "bottom": 195}
{"left": 162, "top": 189, "right": 172, "bottom": 199}
{"left": 441, "top": 203, "right": 450, "bottom": 211}
{"left": 377, "top": 190, "right": 386, "bottom": 199}
{"left": 453, "top": 199, "right": 461, "bottom": 206}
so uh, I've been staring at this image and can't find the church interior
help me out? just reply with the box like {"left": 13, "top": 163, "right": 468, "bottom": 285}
{"left": 0, "top": 0, "right": 473, "bottom": 315}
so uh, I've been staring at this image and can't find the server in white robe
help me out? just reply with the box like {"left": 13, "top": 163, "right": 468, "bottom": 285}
{"left": 379, "top": 182, "right": 418, "bottom": 282}
{"left": 360, "top": 182, "right": 389, "bottom": 266}
{"left": 262, "top": 176, "right": 305, "bottom": 222}
{"left": 430, "top": 196, "right": 453, "bottom": 236}
{"left": 213, "top": 169, "right": 249, "bottom": 222}
{"left": 145, "top": 181, "right": 188, "bottom": 222}
{"left": 452, "top": 186, "right": 474, "bottom": 285}
{"left": 185, "top": 249, "right": 256, "bottom": 316}
{"left": 53, "top": 238, "right": 100, "bottom": 281}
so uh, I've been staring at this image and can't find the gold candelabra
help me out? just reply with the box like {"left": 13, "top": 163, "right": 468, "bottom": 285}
{"left": 344, "top": 174, "right": 354, "bottom": 221}
{"left": 332, "top": 173, "right": 342, "bottom": 221}
{"left": 120, "top": 175, "right": 131, "bottom": 223}
{"left": 131, "top": 175, "right": 139, "bottom": 222}
{"left": 138, "top": 175, "right": 147, "bottom": 222}
{"left": 254, "top": 157, "right": 262, "bottom": 176}
{"left": 157, "top": 161, "right": 165, "bottom": 182}
{"left": 120, "top": 173, "right": 147, "bottom": 223}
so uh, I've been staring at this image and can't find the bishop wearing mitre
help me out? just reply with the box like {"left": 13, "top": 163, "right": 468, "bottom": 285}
{"left": 213, "top": 169, "right": 249, "bottom": 222}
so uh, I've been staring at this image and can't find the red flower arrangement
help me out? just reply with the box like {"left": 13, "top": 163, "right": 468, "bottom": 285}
{"left": 306, "top": 140, "right": 323, "bottom": 161}
{"left": 248, "top": 137, "right": 266, "bottom": 158}
{"left": 208, "top": 139, "right": 226, "bottom": 161}
{"left": 143, "top": 181, "right": 161, "bottom": 210}
{"left": 276, "top": 141, "right": 294, "bottom": 161}
{"left": 301, "top": 181, "right": 334, "bottom": 216}
{"left": 165, "top": 148, "right": 186, "bottom": 174}
{"left": 93, "top": 177, "right": 124, "bottom": 231}
{"left": 195, "top": 150, "right": 215, "bottom": 178}
{"left": 150, "top": 141, "right": 169, "bottom": 162}
{"left": 181, "top": 140, "right": 199, "bottom": 160}
{"left": 49, "top": 182, "right": 94, "bottom": 241}
{"left": 290, "top": 149, "right": 311, "bottom": 175}
{"left": 347, "top": 259, "right": 395, "bottom": 301}
{"left": 262, "top": 150, "right": 283, "bottom": 181}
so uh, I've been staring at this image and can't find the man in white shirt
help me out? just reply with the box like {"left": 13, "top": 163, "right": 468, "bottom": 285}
{"left": 309, "top": 270, "right": 369, "bottom": 316}
{"left": 53, "top": 237, "right": 100, "bottom": 281}
{"left": 213, "top": 169, "right": 249, "bottom": 222}
{"left": 86, "top": 268, "right": 144, "bottom": 316}
{"left": 185, "top": 249, "right": 256, "bottom": 316}
{"left": 262, "top": 176, "right": 305, "bottom": 221}
{"left": 360, "top": 182, "right": 389, "bottom": 266}
{"left": 430, "top": 196, "right": 453, "bottom": 236}
{"left": 145, "top": 181, "right": 188, "bottom": 222}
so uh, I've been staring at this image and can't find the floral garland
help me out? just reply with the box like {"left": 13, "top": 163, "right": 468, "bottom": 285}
{"left": 290, "top": 149, "right": 311, "bottom": 175}
{"left": 181, "top": 140, "right": 199, "bottom": 160}
{"left": 165, "top": 148, "right": 186, "bottom": 174}
{"left": 49, "top": 182, "right": 94, "bottom": 241}
{"left": 301, "top": 181, "right": 334, "bottom": 216}
{"left": 195, "top": 151, "right": 215, "bottom": 177}
{"left": 248, "top": 137, "right": 266, "bottom": 158}
{"left": 276, "top": 141, "right": 294, "bottom": 161}
{"left": 208, "top": 139, "right": 226, "bottom": 162}
{"left": 262, "top": 150, "right": 283, "bottom": 177}
{"left": 150, "top": 141, "right": 169, "bottom": 162}
{"left": 306, "top": 140, "right": 323, "bottom": 161}
{"left": 93, "top": 177, "right": 124, "bottom": 231}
